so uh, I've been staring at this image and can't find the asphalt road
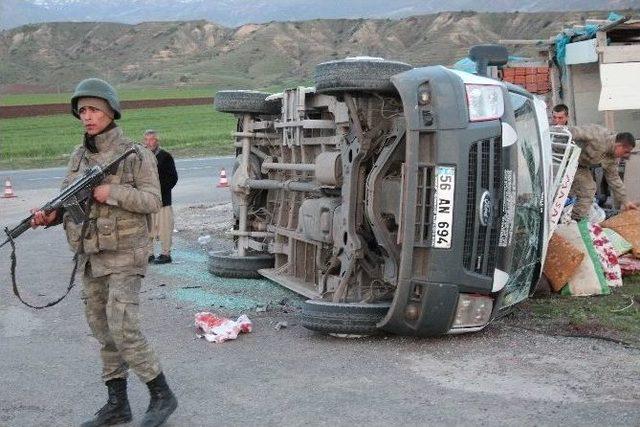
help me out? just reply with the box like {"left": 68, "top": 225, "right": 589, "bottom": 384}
{"left": 0, "top": 156, "right": 235, "bottom": 207}
{"left": 0, "top": 158, "right": 639, "bottom": 426}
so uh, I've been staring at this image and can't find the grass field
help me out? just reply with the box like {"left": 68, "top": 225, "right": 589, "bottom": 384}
{"left": 0, "top": 87, "right": 217, "bottom": 106}
{"left": 0, "top": 105, "right": 237, "bottom": 169}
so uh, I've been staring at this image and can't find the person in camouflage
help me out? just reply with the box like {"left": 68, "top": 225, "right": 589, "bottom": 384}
{"left": 30, "top": 78, "right": 177, "bottom": 427}
{"left": 567, "top": 124, "right": 637, "bottom": 220}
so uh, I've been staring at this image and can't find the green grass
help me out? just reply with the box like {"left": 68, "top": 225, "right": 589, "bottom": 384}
{"left": 0, "top": 87, "right": 217, "bottom": 106}
{"left": 507, "top": 276, "right": 640, "bottom": 347}
{"left": 0, "top": 105, "right": 237, "bottom": 169}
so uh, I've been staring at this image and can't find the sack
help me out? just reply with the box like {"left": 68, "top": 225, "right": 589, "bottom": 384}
{"left": 554, "top": 221, "right": 610, "bottom": 296}
{"left": 543, "top": 233, "right": 585, "bottom": 292}
{"left": 600, "top": 209, "right": 640, "bottom": 258}
{"left": 589, "top": 223, "right": 622, "bottom": 288}
{"left": 601, "top": 228, "right": 633, "bottom": 256}
{"left": 618, "top": 253, "right": 640, "bottom": 276}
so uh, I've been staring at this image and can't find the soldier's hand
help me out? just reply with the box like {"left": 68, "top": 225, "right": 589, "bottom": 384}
{"left": 30, "top": 209, "right": 57, "bottom": 228}
{"left": 622, "top": 201, "right": 638, "bottom": 211}
{"left": 93, "top": 184, "right": 111, "bottom": 203}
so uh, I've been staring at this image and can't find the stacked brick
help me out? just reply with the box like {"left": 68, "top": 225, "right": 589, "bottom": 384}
{"left": 501, "top": 66, "right": 550, "bottom": 94}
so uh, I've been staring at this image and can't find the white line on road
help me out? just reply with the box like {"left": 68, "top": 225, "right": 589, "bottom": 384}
{"left": 26, "top": 176, "right": 65, "bottom": 181}
{"left": 178, "top": 166, "right": 215, "bottom": 171}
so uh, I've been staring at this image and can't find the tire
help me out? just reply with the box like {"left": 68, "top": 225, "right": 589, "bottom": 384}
{"left": 300, "top": 300, "right": 390, "bottom": 335}
{"left": 314, "top": 57, "right": 412, "bottom": 94}
{"left": 214, "top": 90, "right": 281, "bottom": 115}
{"left": 208, "top": 250, "right": 274, "bottom": 279}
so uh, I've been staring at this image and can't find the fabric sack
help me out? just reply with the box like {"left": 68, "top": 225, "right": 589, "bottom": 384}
{"left": 554, "top": 220, "right": 610, "bottom": 296}
{"left": 601, "top": 227, "right": 633, "bottom": 256}
{"left": 543, "top": 232, "right": 585, "bottom": 292}
{"left": 589, "top": 223, "right": 622, "bottom": 288}
{"left": 600, "top": 209, "right": 640, "bottom": 258}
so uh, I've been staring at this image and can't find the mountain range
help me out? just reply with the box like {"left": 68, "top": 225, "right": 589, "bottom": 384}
{"left": 0, "top": 9, "right": 636, "bottom": 94}
{"left": 1, "top": 0, "right": 638, "bottom": 29}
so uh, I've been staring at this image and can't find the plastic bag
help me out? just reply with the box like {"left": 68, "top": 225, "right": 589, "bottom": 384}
{"left": 194, "top": 312, "right": 252, "bottom": 343}
{"left": 588, "top": 200, "right": 606, "bottom": 224}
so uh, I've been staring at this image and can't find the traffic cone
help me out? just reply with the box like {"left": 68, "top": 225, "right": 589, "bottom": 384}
{"left": 216, "top": 168, "right": 229, "bottom": 188}
{"left": 2, "top": 177, "right": 16, "bottom": 198}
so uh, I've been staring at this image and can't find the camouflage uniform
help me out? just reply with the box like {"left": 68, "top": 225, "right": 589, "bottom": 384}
{"left": 62, "top": 126, "right": 162, "bottom": 383}
{"left": 568, "top": 124, "right": 627, "bottom": 220}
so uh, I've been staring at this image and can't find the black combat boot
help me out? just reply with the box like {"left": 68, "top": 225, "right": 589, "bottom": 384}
{"left": 153, "top": 254, "right": 172, "bottom": 264}
{"left": 140, "top": 372, "right": 178, "bottom": 427}
{"left": 81, "top": 378, "right": 132, "bottom": 427}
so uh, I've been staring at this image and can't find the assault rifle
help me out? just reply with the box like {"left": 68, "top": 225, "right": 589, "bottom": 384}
{"left": 1, "top": 147, "right": 136, "bottom": 249}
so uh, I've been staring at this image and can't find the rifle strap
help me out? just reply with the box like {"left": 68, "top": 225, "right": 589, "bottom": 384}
{"left": 6, "top": 200, "right": 93, "bottom": 310}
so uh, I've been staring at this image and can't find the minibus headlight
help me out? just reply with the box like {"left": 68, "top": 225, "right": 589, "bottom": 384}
{"left": 465, "top": 84, "right": 503, "bottom": 122}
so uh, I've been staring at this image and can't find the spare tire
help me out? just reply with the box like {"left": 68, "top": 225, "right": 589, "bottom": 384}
{"left": 214, "top": 90, "right": 281, "bottom": 115}
{"left": 300, "top": 300, "right": 390, "bottom": 335}
{"left": 208, "top": 250, "right": 274, "bottom": 279}
{"left": 314, "top": 57, "right": 412, "bottom": 94}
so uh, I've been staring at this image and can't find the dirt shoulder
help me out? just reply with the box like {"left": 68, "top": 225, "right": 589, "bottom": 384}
{"left": 502, "top": 280, "right": 640, "bottom": 349}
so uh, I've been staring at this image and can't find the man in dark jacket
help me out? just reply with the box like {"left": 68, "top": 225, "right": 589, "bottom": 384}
{"left": 144, "top": 129, "right": 178, "bottom": 264}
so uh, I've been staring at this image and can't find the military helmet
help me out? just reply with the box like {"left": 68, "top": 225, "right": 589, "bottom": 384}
{"left": 71, "top": 78, "right": 121, "bottom": 120}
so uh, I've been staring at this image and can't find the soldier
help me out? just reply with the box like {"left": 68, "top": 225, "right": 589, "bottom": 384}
{"left": 568, "top": 124, "right": 638, "bottom": 220}
{"left": 30, "top": 78, "right": 177, "bottom": 427}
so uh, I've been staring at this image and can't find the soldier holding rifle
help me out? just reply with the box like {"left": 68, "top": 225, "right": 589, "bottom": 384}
{"left": 30, "top": 78, "right": 177, "bottom": 427}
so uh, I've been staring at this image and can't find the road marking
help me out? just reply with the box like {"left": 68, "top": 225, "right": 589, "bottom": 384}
{"left": 178, "top": 166, "right": 216, "bottom": 171}
{"left": 26, "top": 176, "right": 65, "bottom": 181}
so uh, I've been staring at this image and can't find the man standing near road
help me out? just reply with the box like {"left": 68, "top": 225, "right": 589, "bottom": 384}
{"left": 30, "top": 78, "right": 178, "bottom": 427}
{"left": 568, "top": 124, "right": 637, "bottom": 220}
{"left": 143, "top": 129, "right": 178, "bottom": 264}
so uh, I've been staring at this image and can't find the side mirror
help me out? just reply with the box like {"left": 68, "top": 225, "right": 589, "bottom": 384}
{"left": 469, "top": 44, "right": 509, "bottom": 77}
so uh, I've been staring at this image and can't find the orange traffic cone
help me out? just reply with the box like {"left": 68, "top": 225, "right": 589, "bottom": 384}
{"left": 2, "top": 177, "right": 16, "bottom": 198}
{"left": 216, "top": 168, "right": 229, "bottom": 188}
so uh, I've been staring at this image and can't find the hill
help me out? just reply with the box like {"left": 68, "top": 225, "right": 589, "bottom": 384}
{"left": 0, "top": 10, "right": 634, "bottom": 94}
{"left": 2, "top": 0, "right": 636, "bottom": 29}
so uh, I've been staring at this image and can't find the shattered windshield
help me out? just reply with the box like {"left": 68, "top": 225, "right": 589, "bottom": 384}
{"left": 502, "top": 93, "right": 544, "bottom": 307}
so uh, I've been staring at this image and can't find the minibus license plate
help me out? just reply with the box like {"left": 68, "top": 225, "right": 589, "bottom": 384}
{"left": 432, "top": 166, "right": 455, "bottom": 248}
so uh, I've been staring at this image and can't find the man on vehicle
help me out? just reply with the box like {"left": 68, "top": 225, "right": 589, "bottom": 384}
{"left": 143, "top": 129, "right": 178, "bottom": 264}
{"left": 568, "top": 124, "right": 637, "bottom": 220}
{"left": 30, "top": 78, "right": 178, "bottom": 427}
{"left": 552, "top": 104, "right": 569, "bottom": 126}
